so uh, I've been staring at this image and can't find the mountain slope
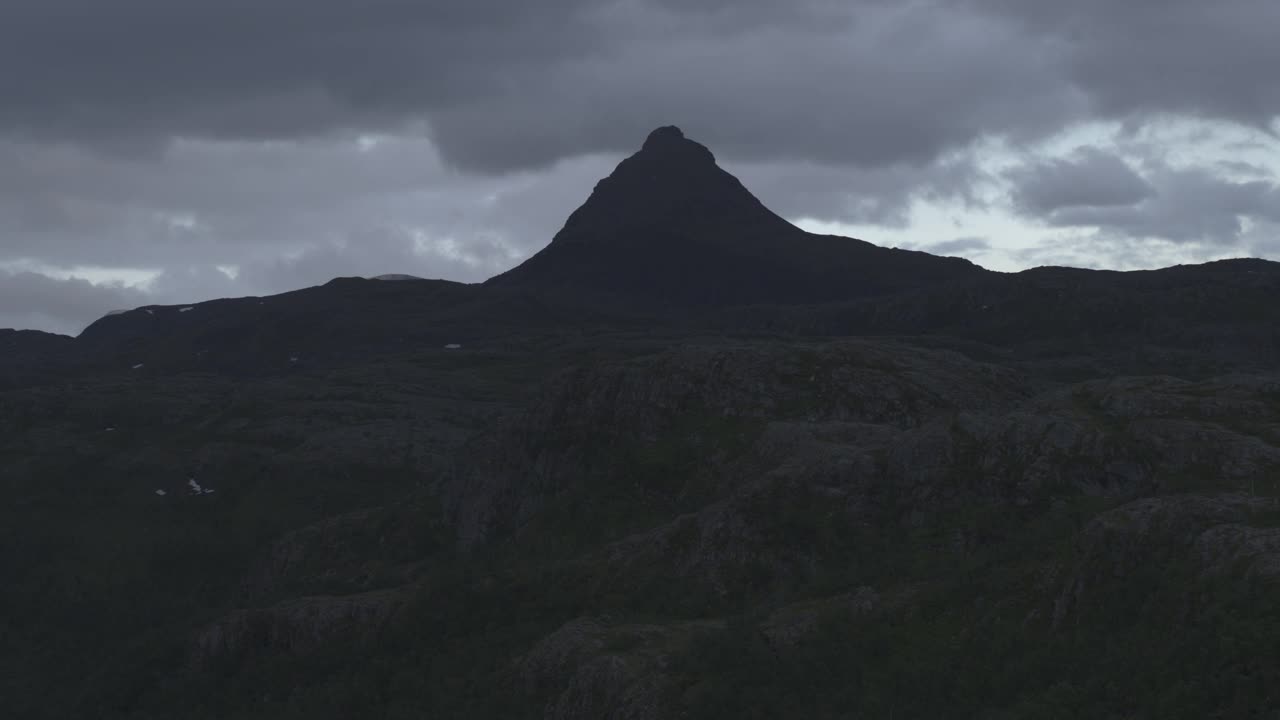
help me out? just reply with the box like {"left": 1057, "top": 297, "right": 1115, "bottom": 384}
{"left": 486, "top": 126, "right": 986, "bottom": 306}
{"left": 0, "top": 328, "right": 76, "bottom": 388}
{"left": 6, "top": 335, "right": 1279, "bottom": 718}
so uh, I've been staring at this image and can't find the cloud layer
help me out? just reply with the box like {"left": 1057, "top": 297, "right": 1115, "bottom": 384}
{"left": 2, "top": 0, "right": 1279, "bottom": 333}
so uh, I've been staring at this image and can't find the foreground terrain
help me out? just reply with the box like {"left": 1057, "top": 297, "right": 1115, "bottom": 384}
{"left": 6, "top": 332, "right": 1279, "bottom": 718}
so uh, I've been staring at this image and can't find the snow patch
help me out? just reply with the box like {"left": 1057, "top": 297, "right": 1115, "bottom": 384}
{"left": 144, "top": 309, "right": 154, "bottom": 315}
{"left": 179, "top": 307, "right": 194, "bottom": 313}
{"left": 131, "top": 363, "right": 144, "bottom": 370}
{"left": 155, "top": 489, "right": 167, "bottom": 496}
{"left": 187, "top": 478, "right": 216, "bottom": 495}
{"left": 445, "top": 343, "right": 462, "bottom": 350}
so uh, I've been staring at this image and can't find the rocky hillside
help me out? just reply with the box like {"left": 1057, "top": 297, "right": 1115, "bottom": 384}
{"left": 5, "top": 333, "right": 1279, "bottom": 718}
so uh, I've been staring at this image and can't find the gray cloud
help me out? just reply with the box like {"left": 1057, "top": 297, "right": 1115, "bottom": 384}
{"left": 1008, "top": 157, "right": 1280, "bottom": 271}
{"left": 0, "top": 135, "right": 613, "bottom": 271}
{"left": 0, "top": 1, "right": 600, "bottom": 150}
{"left": 926, "top": 237, "right": 991, "bottom": 256}
{"left": 1008, "top": 148, "right": 1154, "bottom": 215}
{"left": 737, "top": 154, "right": 989, "bottom": 228}
{"left": 4, "top": 0, "right": 1276, "bottom": 175}
{"left": 1245, "top": 220, "right": 1280, "bottom": 258}
{"left": 1010, "top": 231, "right": 1257, "bottom": 273}
{"left": 895, "top": 236, "right": 992, "bottom": 259}
{"left": 0, "top": 0, "right": 1079, "bottom": 174}
{"left": 426, "top": 2, "right": 1083, "bottom": 172}
{"left": 970, "top": 0, "right": 1280, "bottom": 128}
{"left": 0, "top": 270, "right": 149, "bottom": 336}
{"left": 1046, "top": 164, "right": 1280, "bottom": 246}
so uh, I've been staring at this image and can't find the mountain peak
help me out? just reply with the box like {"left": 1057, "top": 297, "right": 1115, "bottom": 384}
{"left": 537, "top": 125, "right": 771, "bottom": 241}
{"left": 484, "top": 126, "right": 985, "bottom": 305}
{"left": 643, "top": 125, "right": 684, "bottom": 146}
{"left": 638, "top": 125, "right": 716, "bottom": 164}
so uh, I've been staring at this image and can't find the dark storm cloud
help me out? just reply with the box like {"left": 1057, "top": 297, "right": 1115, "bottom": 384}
{"left": 1, "top": 0, "right": 1277, "bottom": 173}
{"left": 0, "top": 0, "right": 1076, "bottom": 173}
{"left": 0, "top": 0, "right": 600, "bottom": 147}
{"left": 1008, "top": 148, "right": 1155, "bottom": 215}
{"left": 426, "top": 2, "right": 1080, "bottom": 172}
{"left": 968, "top": 0, "right": 1280, "bottom": 128}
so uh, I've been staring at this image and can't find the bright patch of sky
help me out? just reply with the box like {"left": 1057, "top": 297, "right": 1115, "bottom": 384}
{"left": 411, "top": 229, "right": 522, "bottom": 268}
{"left": 793, "top": 119, "right": 1280, "bottom": 272}
{"left": 1, "top": 258, "right": 161, "bottom": 287}
{"left": 356, "top": 135, "right": 386, "bottom": 152}
{"left": 160, "top": 212, "right": 202, "bottom": 231}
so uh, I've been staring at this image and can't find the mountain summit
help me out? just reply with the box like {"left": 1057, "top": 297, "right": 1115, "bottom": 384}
{"left": 487, "top": 126, "right": 986, "bottom": 306}
{"left": 550, "top": 125, "right": 796, "bottom": 240}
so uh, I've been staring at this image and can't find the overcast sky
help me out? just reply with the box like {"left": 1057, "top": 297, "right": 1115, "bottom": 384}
{"left": 3, "top": 0, "right": 1280, "bottom": 335}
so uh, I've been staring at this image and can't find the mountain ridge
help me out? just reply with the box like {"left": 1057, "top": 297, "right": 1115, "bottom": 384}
{"left": 5, "top": 125, "right": 1280, "bottom": 384}
{"left": 7, "top": 125, "right": 1280, "bottom": 343}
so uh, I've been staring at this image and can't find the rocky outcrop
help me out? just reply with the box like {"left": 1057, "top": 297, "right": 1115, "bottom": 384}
{"left": 441, "top": 339, "right": 1037, "bottom": 547}
{"left": 515, "top": 617, "right": 693, "bottom": 720}
{"left": 1194, "top": 524, "right": 1280, "bottom": 582}
{"left": 191, "top": 587, "right": 411, "bottom": 671}
{"left": 760, "top": 586, "right": 888, "bottom": 650}
{"left": 1052, "top": 494, "right": 1280, "bottom": 627}
{"left": 241, "top": 506, "right": 440, "bottom": 602}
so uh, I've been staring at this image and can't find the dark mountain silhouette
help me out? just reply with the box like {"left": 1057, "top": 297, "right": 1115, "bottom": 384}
{"left": 6, "top": 125, "right": 1280, "bottom": 384}
{"left": 486, "top": 126, "right": 986, "bottom": 306}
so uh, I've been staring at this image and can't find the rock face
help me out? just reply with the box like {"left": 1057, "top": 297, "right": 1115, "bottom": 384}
{"left": 191, "top": 588, "right": 410, "bottom": 671}
{"left": 1052, "top": 494, "right": 1277, "bottom": 628}
{"left": 516, "top": 616, "right": 687, "bottom": 720}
